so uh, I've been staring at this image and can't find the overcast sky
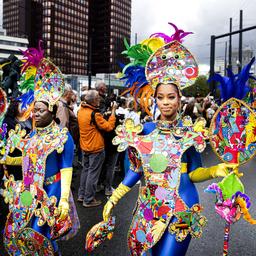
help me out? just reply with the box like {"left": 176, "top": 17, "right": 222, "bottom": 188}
{"left": 131, "top": 0, "right": 256, "bottom": 68}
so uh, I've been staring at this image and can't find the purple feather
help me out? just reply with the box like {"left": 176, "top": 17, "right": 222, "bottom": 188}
{"left": 1, "top": 123, "right": 7, "bottom": 140}
{"left": 150, "top": 22, "right": 193, "bottom": 43}
{"left": 21, "top": 40, "right": 44, "bottom": 71}
{"left": 205, "top": 183, "right": 223, "bottom": 201}
{"left": 233, "top": 191, "right": 251, "bottom": 208}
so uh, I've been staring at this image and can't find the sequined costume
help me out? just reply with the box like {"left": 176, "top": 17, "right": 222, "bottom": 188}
{"left": 2, "top": 122, "right": 74, "bottom": 255}
{"left": 0, "top": 44, "right": 78, "bottom": 255}
{"left": 111, "top": 117, "right": 207, "bottom": 256}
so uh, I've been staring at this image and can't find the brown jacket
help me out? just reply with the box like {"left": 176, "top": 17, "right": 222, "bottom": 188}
{"left": 78, "top": 103, "right": 116, "bottom": 153}
{"left": 56, "top": 99, "right": 70, "bottom": 128}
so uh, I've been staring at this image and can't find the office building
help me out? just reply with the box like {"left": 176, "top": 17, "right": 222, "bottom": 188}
{"left": 3, "top": 0, "right": 89, "bottom": 75}
{"left": 3, "top": 0, "right": 132, "bottom": 76}
{"left": 89, "top": 0, "right": 131, "bottom": 74}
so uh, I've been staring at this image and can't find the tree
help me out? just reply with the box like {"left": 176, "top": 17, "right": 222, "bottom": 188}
{"left": 182, "top": 75, "right": 210, "bottom": 97}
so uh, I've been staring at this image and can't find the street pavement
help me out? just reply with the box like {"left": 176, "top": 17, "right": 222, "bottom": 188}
{"left": 1, "top": 146, "right": 256, "bottom": 256}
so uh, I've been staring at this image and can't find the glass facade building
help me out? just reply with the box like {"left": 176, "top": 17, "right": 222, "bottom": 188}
{"left": 3, "top": 0, "right": 88, "bottom": 75}
{"left": 89, "top": 0, "right": 131, "bottom": 74}
{"left": 3, "top": 0, "right": 131, "bottom": 75}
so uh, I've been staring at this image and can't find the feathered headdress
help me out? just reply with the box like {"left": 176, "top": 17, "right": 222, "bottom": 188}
{"left": 18, "top": 41, "right": 64, "bottom": 112}
{"left": 119, "top": 23, "right": 198, "bottom": 115}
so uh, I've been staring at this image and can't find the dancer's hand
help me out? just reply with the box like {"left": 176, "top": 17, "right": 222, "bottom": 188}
{"left": 211, "top": 163, "right": 239, "bottom": 178}
{"left": 189, "top": 163, "right": 239, "bottom": 182}
{"left": 58, "top": 198, "right": 69, "bottom": 220}
{"left": 103, "top": 201, "right": 114, "bottom": 222}
{"left": 58, "top": 168, "right": 72, "bottom": 220}
{"left": 103, "top": 183, "right": 131, "bottom": 222}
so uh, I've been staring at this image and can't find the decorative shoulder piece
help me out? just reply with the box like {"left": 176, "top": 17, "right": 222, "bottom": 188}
{"left": 4, "top": 124, "right": 27, "bottom": 156}
{"left": 173, "top": 116, "right": 209, "bottom": 153}
{"left": 113, "top": 118, "right": 143, "bottom": 152}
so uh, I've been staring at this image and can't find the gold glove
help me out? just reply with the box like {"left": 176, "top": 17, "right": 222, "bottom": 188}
{"left": 189, "top": 163, "right": 238, "bottom": 183}
{"left": 103, "top": 183, "right": 130, "bottom": 222}
{"left": 58, "top": 167, "right": 72, "bottom": 220}
{"left": 0, "top": 156, "right": 22, "bottom": 166}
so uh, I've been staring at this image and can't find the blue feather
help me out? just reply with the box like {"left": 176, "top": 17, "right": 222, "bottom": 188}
{"left": 17, "top": 89, "right": 34, "bottom": 109}
{"left": 209, "top": 58, "right": 255, "bottom": 102}
{"left": 121, "top": 65, "right": 148, "bottom": 89}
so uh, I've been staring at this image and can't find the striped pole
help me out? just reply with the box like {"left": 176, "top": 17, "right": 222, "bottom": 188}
{"left": 223, "top": 222, "right": 231, "bottom": 256}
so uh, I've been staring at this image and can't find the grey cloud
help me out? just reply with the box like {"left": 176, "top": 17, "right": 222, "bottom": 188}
{"left": 131, "top": 0, "right": 256, "bottom": 66}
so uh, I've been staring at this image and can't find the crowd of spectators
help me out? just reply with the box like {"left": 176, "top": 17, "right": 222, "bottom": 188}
{"left": 181, "top": 95, "right": 218, "bottom": 126}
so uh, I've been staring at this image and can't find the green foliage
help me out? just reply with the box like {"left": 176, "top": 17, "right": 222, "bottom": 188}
{"left": 182, "top": 75, "right": 210, "bottom": 97}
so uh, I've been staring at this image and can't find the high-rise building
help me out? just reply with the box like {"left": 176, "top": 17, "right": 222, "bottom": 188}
{"left": 3, "top": 0, "right": 32, "bottom": 38}
{"left": 3, "top": 0, "right": 89, "bottom": 75}
{"left": 3, "top": 0, "right": 131, "bottom": 76}
{"left": 0, "top": 0, "right": 28, "bottom": 61}
{"left": 0, "top": 0, "right": 6, "bottom": 35}
{"left": 89, "top": 0, "right": 131, "bottom": 74}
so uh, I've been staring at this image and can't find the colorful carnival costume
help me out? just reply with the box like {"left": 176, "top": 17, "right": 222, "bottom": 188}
{"left": 86, "top": 23, "right": 234, "bottom": 256}
{"left": 0, "top": 46, "right": 79, "bottom": 255}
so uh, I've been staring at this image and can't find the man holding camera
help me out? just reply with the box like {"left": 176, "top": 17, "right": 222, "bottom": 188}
{"left": 77, "top": 90, "right": 117, "bottom": 207}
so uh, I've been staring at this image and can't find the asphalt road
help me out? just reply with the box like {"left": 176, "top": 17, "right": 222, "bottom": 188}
{"left": 1, "top": 146, "right": 256, "bottom": 256}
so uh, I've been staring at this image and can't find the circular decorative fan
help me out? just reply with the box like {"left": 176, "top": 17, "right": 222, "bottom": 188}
{"left": 209, "top": 98, "right": 256, "bottom": 165}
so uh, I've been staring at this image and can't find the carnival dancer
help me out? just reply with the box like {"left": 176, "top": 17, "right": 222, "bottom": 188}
{"left": 1, "top": 48, "right": 78, "bottom": 255}
{"left": 86, "top": 23, "right": 237, "bottom": 256}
